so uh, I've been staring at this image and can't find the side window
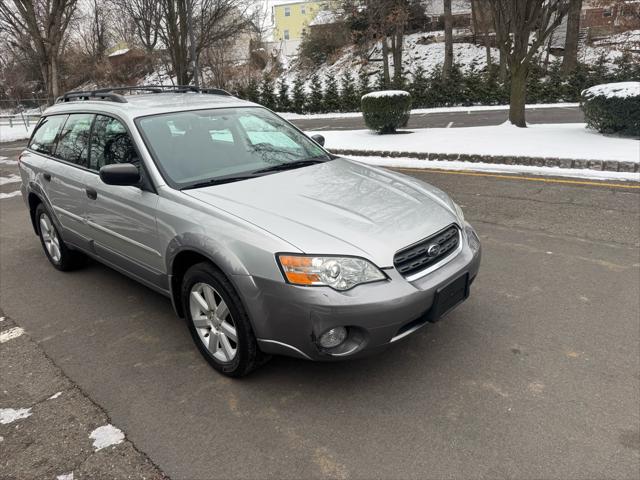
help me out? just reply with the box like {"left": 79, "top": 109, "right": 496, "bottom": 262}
{"left": 29, "top": 115, "right": 68, "bottom": 156}
{"left": 90, "top": 115, "right": 139, "bottom": 170}
{"left": 53, "top": 114, "right": 94, "bottom": 167}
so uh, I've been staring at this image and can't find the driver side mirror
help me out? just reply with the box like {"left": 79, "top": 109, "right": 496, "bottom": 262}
{"left": 99, "top": 163, "right": 140, "bottom": 186}
{"left": 310, "top": 134, "right": 325, "bottom": 147}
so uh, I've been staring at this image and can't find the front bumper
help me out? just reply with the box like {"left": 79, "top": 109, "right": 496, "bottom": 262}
{"left": 235, "top": 224, "right": 482, "bottom": 361}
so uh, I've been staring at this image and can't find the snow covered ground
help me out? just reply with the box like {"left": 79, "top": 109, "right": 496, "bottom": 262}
{"left": 280, "top": 103, "right": 580, "bottom": 120}
{"left": 347, "top": 155, "right": 640, "bottom": 182}
{"left": 318, "top": 123, "right": 640, "bottom": 163}
{"left": 0, "top": 125, "right": 34, "bottom": 143}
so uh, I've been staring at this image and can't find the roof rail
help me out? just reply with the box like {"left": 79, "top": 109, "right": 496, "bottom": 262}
{"left": 55, "top": 85, "right": 233, "bottom": 104}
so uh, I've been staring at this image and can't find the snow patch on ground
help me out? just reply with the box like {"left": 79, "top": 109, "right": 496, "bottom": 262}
{"left": 583, "top": 81, "right": 640, "bottom": 99}
{"left": 347, "top": 155, "right": 640, "bottom": 182}
{"left": 318, "top": 123, "right": 640, "bottom": 162}
{"left": 0, "top": 191, "right": 21, "bottom": 200}
{"left": 0, "top": 156, "right": 18, "bottom": 165}
{"left": 0, "top": 408, "right": 32, "bottom": 424}
{"left": 0, "top": 326, "right": 25, "bottom": 343}
{"left": 0, "top": 125, "right": 34, "bottom": 143}
{"left": 0, "top": 174, "right": 21, "bottom": 186}
{"left": 49, "top": 392, "right": 63, "bottom": 400}
{"left": 56, "top": 473, "right": 73, "bottom": 480}
{"left": 89, "top": 424, "right": 125, "bottom": 451}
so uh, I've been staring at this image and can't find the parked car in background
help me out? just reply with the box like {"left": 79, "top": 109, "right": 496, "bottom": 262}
{"left": 18, "top": 86, "right": 481, "bottom": 376}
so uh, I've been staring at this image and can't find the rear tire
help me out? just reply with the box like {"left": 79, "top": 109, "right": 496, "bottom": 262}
{"left": 35, "top": 203, "right": 84, "bottom": 271}
{"left": 181, "top": 262, "right": 267, "bottom": 377}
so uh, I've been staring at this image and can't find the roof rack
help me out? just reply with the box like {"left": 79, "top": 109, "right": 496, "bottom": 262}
{"left": 55, "top": 85, "right": 233, "bottom": 104}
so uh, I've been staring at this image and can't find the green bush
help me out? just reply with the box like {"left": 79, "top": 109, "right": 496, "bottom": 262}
{"left": 361, "top": 90, "right": 412, "bottom": 134}
{"left": 581, "top": 82, "right": 640, "bottom": 137}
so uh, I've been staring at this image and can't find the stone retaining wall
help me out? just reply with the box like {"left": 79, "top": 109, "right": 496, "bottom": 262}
{"left": 331, "top": 149, "right": 640, "bottom": 173}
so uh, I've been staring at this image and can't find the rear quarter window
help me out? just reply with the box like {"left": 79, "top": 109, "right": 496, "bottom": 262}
{"left": 29, "top": 115, "right": 68, "bottom": 156}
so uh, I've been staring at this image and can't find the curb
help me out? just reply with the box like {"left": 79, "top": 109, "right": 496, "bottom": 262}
{"left": 330, "top": 149, "right": 640, "bottom": 173}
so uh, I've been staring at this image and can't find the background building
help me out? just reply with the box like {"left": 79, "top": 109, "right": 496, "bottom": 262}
{"left": 272, "top": 1, "right": 331, "bottom": 41}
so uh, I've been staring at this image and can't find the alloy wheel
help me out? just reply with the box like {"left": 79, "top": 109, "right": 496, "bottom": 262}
{"left": 189, "top": 282, "right": 238, "bottom": 362}
{"left": 39, "top": 213, "right": 61, "bottom": 263}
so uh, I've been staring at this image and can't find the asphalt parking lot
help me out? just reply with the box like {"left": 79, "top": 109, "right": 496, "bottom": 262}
{"left": 1, "top": 141, "right": 639, "bottom": 479}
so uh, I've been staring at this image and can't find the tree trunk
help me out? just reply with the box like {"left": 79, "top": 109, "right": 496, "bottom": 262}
{"left": 443, "top": 0, "right": 453, "bottom": 78}
{"left": 562, "top": 0, "right": 582, "bottom": 75}
{"left": 393, "top": 30, "right": 404, "bottom": 86}
{"left": 498, "top": 48, "right": 507, "bottom": 82}
{"left": 382, "top": 37, "right": 390, "bottom": 87}
{"left": 509, "top": 66, "right": 528, "bottom": 127}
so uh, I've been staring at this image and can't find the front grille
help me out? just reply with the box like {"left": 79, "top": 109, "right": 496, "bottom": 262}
{"left": 394, "top": 225, "right": 460, "bottom": 278}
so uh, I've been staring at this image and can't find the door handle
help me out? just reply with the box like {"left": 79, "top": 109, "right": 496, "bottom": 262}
{"left": 85, "top": 187, "right": 97, "bottom": 200}
{"left": 43, "top": 173, "right": 51, "bottom": 182}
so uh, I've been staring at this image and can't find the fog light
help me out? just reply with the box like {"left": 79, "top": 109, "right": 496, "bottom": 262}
{"left": 319, "top": 327, "right": 347, "bottom": 348}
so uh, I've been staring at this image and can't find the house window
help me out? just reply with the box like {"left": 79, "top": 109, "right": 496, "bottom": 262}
{"left": 284, "top": 6, "right": 291, "bottom": 16}
{"left": 603, "top": 8, "right": 612, "bottom": 17}
{"left": 301, "top": 5, "right": 306, "bottom": 14}
{"left": 284, "top": 29, "right": 290, "bottom": 40}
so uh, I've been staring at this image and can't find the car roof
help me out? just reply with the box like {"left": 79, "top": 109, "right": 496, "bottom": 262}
{"left": 42, "top": 93, "right": 260, "bottom": 120}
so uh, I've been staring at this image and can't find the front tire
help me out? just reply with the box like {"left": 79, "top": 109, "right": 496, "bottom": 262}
{"left": 181, "top": 262, "right": 266, "bottom": 377}
{"left": 35, "top": 204, "right": 84, "bottom": 271}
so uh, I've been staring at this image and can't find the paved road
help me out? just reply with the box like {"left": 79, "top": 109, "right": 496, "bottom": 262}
{"left": 292, "top": 106, "right": 584, "bottom": 131}
{"left": 1, "top": 141, "right": 639, "bottom": 479}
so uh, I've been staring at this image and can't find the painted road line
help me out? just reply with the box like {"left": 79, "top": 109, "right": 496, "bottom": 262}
{"left": 395, "top": 168, "right": 640, "bottom": 190}
{"left": 446, "top": 122, "right": 454, "bottom": 128}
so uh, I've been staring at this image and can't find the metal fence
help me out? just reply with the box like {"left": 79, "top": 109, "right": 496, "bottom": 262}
{"left": 0, "top": 98, "right": 49, "bottom": 130}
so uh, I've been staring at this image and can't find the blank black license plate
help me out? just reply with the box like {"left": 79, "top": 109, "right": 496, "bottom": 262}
{"left": 428, "top": 273, "right": 469, "bottom": 322}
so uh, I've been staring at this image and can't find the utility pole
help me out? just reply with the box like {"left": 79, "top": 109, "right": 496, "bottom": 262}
{"left": 187, "top": 0, "right": 200, "bottom": 87}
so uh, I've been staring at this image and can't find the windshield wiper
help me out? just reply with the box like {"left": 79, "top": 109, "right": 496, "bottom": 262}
{"left": 181, "top": 174, "right": 258, "bottom": 190}
{"left": 251, "top": 158, "right": 328, "bottom": 175}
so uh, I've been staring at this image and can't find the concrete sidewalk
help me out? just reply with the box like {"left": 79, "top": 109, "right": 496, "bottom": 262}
{"left": 0, "top": 311, "right": 167, "bottom": 480}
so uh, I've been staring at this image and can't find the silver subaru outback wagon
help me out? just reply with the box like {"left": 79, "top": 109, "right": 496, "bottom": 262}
{"left": 18, "top": 86, "right": 481, "bottom": 377}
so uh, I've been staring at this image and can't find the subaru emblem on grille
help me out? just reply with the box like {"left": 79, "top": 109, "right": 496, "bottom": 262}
{"left": 427, "top": 244, "right": 440, "bottom": 257}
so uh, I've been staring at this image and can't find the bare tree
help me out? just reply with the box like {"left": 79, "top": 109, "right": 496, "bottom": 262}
{"left": 488, "top": 0, "right": 570, "bottom": 127}
{"left": 0, "top": 0, "right": 79, "bottom": 102}
{"left": 159, "top": 0, "right": 256, "bottom": 86}
{"left": 561, "top": 0, "right": 582, "bottom": 75}
{"left": 443, "top": 0, "right": 453, "bottom": 78}
{"left": 110, "top": 0, "right": 161, "bottom": 54}
{"left": 362, "top": 0, "right": 408, "bottom": 87}
{"left": 471, "top": 0, "right": 493, "bottom": 67}
{"left": 76, "top": 0, "right": 110, "bottom": 60}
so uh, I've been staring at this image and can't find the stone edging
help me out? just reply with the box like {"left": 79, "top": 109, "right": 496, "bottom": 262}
{"left": 331, "top": 149, "right": 640, "bottom": 173}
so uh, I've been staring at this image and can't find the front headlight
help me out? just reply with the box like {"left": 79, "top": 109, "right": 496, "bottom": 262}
{"left": 277, "top": 254, "right": 386, "bottom": 291}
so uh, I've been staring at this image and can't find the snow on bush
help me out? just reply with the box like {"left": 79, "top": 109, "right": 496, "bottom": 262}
{"left": 581, "top": 82, "right": 640, "bottom": 137}
{"left": 361, "top": 90, "right": 412, "bottom": 134}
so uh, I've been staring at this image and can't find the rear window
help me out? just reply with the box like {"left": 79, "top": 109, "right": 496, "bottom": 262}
{"left": 53, "top": 114, "right": 94, "bottom": 167}
{"left": 29, "top": 115, "right": 68, "bottom": 156}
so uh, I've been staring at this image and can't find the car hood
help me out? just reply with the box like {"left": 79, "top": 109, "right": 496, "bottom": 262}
{"left": 184, "top": 158, "right": 459, "bottom": 267}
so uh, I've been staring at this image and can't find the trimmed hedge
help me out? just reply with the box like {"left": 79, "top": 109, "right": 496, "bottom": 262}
{"left": 581, "top": 82, "right": 640, "bottom": 137}
{"left": 361, "top": 90, "right": 412, "bottom": 134}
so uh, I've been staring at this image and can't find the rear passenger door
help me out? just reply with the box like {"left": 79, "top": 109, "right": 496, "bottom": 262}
{"left": 38, "top": 113, "right": 95, "bottom": 248}
{"left": 83, "top": 115, "right": 164, "bottom": 290}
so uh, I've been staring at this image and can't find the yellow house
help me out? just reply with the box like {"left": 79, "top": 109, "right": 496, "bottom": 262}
{"left": 272, "top": 1, "right": 334, "bottom": 41}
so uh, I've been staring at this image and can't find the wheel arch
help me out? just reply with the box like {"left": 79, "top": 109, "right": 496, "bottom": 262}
{"left": 168, "top": 247, "right": 248, "bottom": 319}
{"left": 27, "top": 191, "right": 44, "bottom": 235}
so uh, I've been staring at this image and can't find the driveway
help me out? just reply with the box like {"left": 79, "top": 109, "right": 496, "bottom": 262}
{"left": 1, "top": 141, "right": 638, "bottom": 479}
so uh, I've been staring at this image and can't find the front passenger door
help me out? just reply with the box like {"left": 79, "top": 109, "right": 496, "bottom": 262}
{"left": 84, "top": 115, "right": 164, "bottom": 290}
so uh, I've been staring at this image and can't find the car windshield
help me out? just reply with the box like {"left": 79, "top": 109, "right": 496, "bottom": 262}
{"left": 136, "top": 107, "right": 331, "bottom": 188}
